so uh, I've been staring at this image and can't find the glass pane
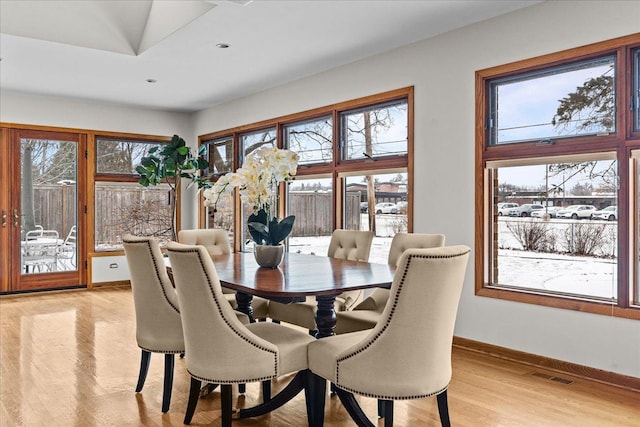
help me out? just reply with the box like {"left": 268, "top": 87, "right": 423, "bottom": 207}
{"left": 96, "top": 138, "right": 163, "bottom": 174}
{"left": 20, "top": 138, "right": 78, "bottom": 274}
{"left": 344, "top": 172, "right": 408, "bottom": 263}
{"left": 204, "top": 136, "right": 234, "bottom": 175}
{"left": 490, "top": 56, "right": 616, "bottom": 145}
{"left": 490, "top": 159, "right": 617, "bottom": 300}
{"left": 288, "top": 177, "right": 333, "bottom": 256}
{"left": 341, "top": 100, "right": 408, "bottom": 160}
{"left": 94, "top": 182, "right": 172, "bottom": 251}
{"left": 240, "top": 128, "right": 276, "bottom": 160}
{"left": 206, "top": 190, "right": 234, "bottom": 246}
{"left": 284, "top": 116, "right": 333, "bottom": 165}
{"left": 634, "top": 48, "right": 640, "bottom": 132}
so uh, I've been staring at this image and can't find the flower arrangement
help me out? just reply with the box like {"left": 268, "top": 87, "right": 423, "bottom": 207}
{"left": 203, "top": 146, "right": 299, "bottom": 246}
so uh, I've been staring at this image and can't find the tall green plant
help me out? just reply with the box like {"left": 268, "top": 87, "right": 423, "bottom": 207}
{"left": 136, "top": 135, "right": 210, "bottom": 241}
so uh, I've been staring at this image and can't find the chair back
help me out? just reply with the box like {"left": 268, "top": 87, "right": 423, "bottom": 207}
{"left": 122, "top": 235, "right": 184, "bottom": 353}
{"left": 167, "top": 242, "right": 280, "bottom": 383}
{"left": 335, "top": 245, "right": 470, "bottom": 398}
{"left": 327, "top": 229, "right": 374, "bottom": 261}
{"left": 178, "top": 229, "right": 231, "bottom": 255}
{"left": 387, "top": 232, "right": 446, "bottom": 266}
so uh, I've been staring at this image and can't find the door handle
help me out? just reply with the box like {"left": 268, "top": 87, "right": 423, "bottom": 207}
{"left": 13, "top": 209, "right": 19, "bottom": 227}
{"left": 1, "top": 210, "right": 6, "bottom": 228}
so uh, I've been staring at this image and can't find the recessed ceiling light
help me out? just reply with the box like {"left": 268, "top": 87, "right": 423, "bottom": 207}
{"left": 145, "top": 78, "right": 157, "bottom": 83}
{"left": 216, "top": 43, "right": 230, "bottom": 49}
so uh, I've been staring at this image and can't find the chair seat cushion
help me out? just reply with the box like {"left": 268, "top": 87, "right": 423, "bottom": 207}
{"left": 334, "top": 310, "right": 380, "bottom": 334}
{"left": 225, "top": 294, "right": 270, "bottom": 319}
{"left": 308, "top": 330, "right": 370, "bottom": 383}
{"left": 246, "top": 322, "right": 315, "bottom": 376}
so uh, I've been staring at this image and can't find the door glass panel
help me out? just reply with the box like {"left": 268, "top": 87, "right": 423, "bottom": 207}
{"left": 20, "top": 138, "right": 77, "bottom": 274}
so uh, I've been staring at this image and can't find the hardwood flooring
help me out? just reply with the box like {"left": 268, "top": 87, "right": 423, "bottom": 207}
{"left": 1, "top": 287, "right": 638, "bottom": 426}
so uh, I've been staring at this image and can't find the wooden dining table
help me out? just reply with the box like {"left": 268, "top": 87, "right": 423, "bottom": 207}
{"left": 210, "top": 251, "right": 395, "bottom": 338}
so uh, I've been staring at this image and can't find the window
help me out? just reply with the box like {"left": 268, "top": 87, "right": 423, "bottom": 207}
{"left": 634, "top": 48, "right": 640, "bottom": 133}
{"left": 489, "top": 56, "right": 616, "bottom": 145}
{"left": 199, "top": 87, "right": 413, "bottom": 262}
{"left": 341, "top": 100, "right": 408, "bottom": 160}
{"left": 284, "top": 117, "right": 333, "bottom": 165}
{"left": 94, "top": 136, "right": 171, "bottom": 250}
{"left": 204, "top": 136, "right": 233, "bottom": 176}
{"left": 476, "top": 34, "right": 640, "bottom": 319}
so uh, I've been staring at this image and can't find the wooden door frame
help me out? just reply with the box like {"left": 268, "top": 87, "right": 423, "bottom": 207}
{"left": 7, "top": 128, "right": 86, "bottom": 291}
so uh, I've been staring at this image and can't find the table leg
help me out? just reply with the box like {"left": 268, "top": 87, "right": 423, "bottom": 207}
{"left": 236, "top": 291, "right": 255, "bottom": 323}
{"left": 315, "top": 295, "right": 336, "bottom": 338}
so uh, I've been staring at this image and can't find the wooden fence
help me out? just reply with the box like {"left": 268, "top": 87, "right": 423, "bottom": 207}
{"left": 28, "top": 186, "right": 360, "bottom": 246}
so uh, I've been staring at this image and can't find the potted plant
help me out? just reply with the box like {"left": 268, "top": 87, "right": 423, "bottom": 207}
{"left": 136, "top": 134, "right": 210, "bottom": 241}
{"left": 203, "top": 146, "right": 298, "bottom": 268}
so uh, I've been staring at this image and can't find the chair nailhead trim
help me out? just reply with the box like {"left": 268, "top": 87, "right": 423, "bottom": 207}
{"left": 169, "top": 246, "right": 279, "bottom": 376}
{"left": 123, "top": 237, "right": 180, "bottom": 314}
{"left": 335, "top": 249, "right": 470, "bottom": 398}
{"left": 139, "top": 345, "right": 184, "bottom": 354}
{"left": 188, "top": 369, "right": 274, "bottom": 385}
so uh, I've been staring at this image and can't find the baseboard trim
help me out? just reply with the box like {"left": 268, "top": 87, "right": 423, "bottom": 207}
{"left": 453, "top": 336, "right": 640, "bottom": 393}
{"left": 90, "top": 280, "right": 130, "bottom": 289}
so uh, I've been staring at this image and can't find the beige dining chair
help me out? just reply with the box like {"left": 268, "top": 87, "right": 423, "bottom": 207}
{"left": 267, "top": 229, "right": 374, "bottom": 334}
{"left": 166, "top": 242, "right": 316, "bottom": 426}
{"left": 122, "top": 234, "right": 185, "bottom": 413}
{"left": 178, "top": 228, "right": 269, "bottom": 320}
{"left": 335, "top": 232, "right": 446, "bottom": 334}
{"left": 307, "top": 245, "right": 470, "bottom": 427}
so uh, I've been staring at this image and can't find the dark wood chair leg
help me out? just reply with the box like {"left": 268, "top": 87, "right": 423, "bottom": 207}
{"left": 184, "top": 377, "right": 201, "bottom": 425}
{"left": 238, "top": 383, "right": 246, "bottom": 394}
{"left": 221, "top": 384, "right": 233, "bottom": 427}
{"left": 162, "top": 354, "right": 174, "bottom": 413}
{"left": 437, "top": 390, "right": 451, "bottom": 427}
{"left": 335, "top": 388, "right": 375, "bottom": 427}
{"left": 382, "top": 400, "right": 393, "bottom": 427}
{"left": 378, "top": 399, "right": 384, "bottom": 418}
{"left": 262, "top": 380, "right": 271, "bottom": 402}
{"left": 135, "top": 350, "right": 151, "bottom": 392}
{"left": 308, "top": 372, "right": 326, "bottom": 427}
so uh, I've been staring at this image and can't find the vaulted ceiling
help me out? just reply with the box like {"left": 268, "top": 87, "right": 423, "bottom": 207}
{"left": 0, "top": 0, "right": 541, "bottom": 112}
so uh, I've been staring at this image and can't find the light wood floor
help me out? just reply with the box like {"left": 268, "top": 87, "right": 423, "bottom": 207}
{"left": 1, "top": 287, "right": 638, "bottom": 427}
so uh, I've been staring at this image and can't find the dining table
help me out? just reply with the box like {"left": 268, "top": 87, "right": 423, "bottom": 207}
{"left": 209, "top": 251, "right": 395, "bottom": 338}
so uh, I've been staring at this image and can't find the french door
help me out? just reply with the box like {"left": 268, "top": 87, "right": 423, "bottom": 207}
{"left": 0, "top": 128, "right": 86, "bottom": 292}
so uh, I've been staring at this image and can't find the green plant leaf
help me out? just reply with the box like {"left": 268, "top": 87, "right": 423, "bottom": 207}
{"left": 177, "top": 146, "right": 189, "bottom": 155}
{"left": 248, "top": 222, "right": 270, "bottom": 245}
{"left": 248, "top": 209, "right": 268, "bottom": 225}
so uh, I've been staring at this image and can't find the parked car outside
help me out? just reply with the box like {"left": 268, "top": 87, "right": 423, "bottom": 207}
{"left": 508, "top": 204, "right": 544, "bottom": 217}
{"left": 556, "top": 204, "right": 596, "bottom": 219}
{"left": 497, "top": 202, "right": 519, "bottom": 216}
{"left": 530, "top": 206, "right": 562, "bottom": 218}
{"left": 374, "top": 202, "right": 398, "bottom": 214}
{"left": 591, "top": 205, "right": 617, "bottom": 221}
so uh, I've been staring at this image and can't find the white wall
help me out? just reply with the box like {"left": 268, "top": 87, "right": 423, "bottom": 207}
{"left": 193, "top": 0, "right": 640, "bottom": 377}
{"left": 0, "top": 92, "right": 201, "bottom": 229}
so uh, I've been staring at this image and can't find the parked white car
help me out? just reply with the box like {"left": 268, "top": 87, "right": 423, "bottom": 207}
{"left": 591, "top": 206, "right": 617, "bottom": 221}
{"left": 530, "top": 206, "right": 562, "bottom": 218}
{"left": 508, "top": 204, "right": 544, "bottom": 217}
{"left": 556, "top": 205, "right": 596, "bottom": 219}
{"left": 374, "top": 202, "right": 398, "bottom": 214}
{"left": 497, "top": 202, "right": 518, "bottom": 216}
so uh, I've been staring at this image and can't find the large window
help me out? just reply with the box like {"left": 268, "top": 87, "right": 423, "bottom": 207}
{"left": 476, "top": 34, "right": 640, "bottom": 319}
{"left": 199, "top": 88, "right": 413, "bottom": 261}
{"left": 94, "top": 136, "right": 172, "bottom": 251}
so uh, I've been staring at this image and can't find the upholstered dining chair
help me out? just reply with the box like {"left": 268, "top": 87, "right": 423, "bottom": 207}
{"left": 307, "top": 245, "right": 470, "bottom": 427}
{"left": 178, "top": 228, "right": 269, "bottom": 320}
{"left": 267, "top": 229, "right": 374, "bottom": 334}
{"left": 334, "top": 232, "right": 446, "bottom": 334}
{"left": 122, "top": 234, "right": 185, "bottom": 413}
{"left": 166, "top": 242, "right": 317, "bottom": 426}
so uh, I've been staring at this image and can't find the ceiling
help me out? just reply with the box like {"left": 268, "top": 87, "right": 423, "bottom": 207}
{"left": 0, "top": 0, "right": 541, "bottom": 113}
